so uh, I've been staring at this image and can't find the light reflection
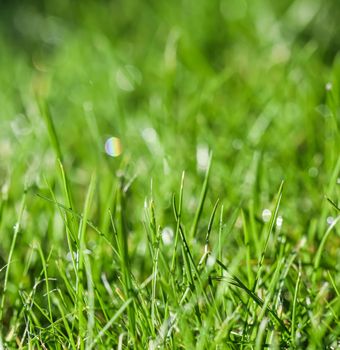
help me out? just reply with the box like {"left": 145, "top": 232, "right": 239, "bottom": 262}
{"left": 162, "top": 227, "right": 174, "bottom": 246}
{"left": 262, "top": 209, "right": 271, "bottom": 222}
{"left": 327, "top": 216, "right": 334, "bottom": 226}
{"left": 196, "top": 144, "right": 209, "bottom": 172}
{"left": 276, "top": 215, "right": 283, "bottom": 228}
{"left": 325, "top": 82, "right": 332, "bottom": 91}
{"left": 105, "top": 137, "right": 122, "bottom": 157}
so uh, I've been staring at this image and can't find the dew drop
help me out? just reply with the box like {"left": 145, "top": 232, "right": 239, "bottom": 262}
{"left": 276, "top": 215, "right": 283, "bottom": 228}
{"left": 262, "top": 209, "right": 271, "bottom": 222}
{"left": 277, "top": 234, "right": 286, "bottom": 244}
{"left": 296, "top": 331, "right": 302, "bottom": 339}
{"left": 162, "top": 227, "right": 174, "bottom": 245}
{"left": 325, "top": 82, "right": 332, "bottom": 91}
{"left": 327, "top": 216, "right": 334, "bottom": 226}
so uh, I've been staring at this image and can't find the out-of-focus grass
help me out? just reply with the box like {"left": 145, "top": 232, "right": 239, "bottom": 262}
{"left": 0, "top": 0, "right": 339, "bottom": 348}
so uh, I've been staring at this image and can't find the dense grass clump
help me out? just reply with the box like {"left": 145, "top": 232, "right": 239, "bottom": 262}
{"left": 0, "top": 0, "right": 339, "bottom": 348}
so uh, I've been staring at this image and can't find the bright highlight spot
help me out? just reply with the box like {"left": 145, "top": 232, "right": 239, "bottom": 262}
{"left": 207, "top": 255, "right": 216, "bottom": 267}
{"left": 325, "top": 82, "right": 332, "bottom": 91}
{"left": 196, "top": 144, "right": 210, "bottom": 172}
{"left": 141, "top": 127, "right": 162, "bottom": 156}
{"left": 141, "top": 127, "right": 157, "bottom": 144}
{"left": 105, "top": 137, "right": 122, "bottom": 157}
{"left": 262, "top": 209, "right": 272, "bottom": 223}
{"left": 326, "top": 216, "right": 334, "bottom": 226}
{"left": 276, "top": 215, "right": 283, "bottom": 228}
{"left": 162, "top": 227, "right": 174, "bottom": 246}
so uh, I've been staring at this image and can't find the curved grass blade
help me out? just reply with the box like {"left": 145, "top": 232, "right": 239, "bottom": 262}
{"left": 215, "top": 259, "right": 289, "bottom": 335}
{"left": 189, "top": 152, "right": 212, "bottom": 238}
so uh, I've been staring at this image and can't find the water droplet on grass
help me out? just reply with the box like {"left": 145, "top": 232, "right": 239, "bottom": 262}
{"left": 162, "top": 227, "right": 174, "bottom": 245}
{"left": 276, "top": 215, "right": 283, "bottom": 228}
{"left": 105, "top": 137, "right": 122, "bottom": 157}
{"left": 325, "top": 82, "right": 332, "bottom": 91}
{"left": 278, "top": 234, "right": 286, "bottom": 244}
{"left": 66, "top": 251, "right": 77, "bottom": 262}
{"left": 327, "top": 216, "right": 334, "bottom": 225}
{"left": 262, "top": 209, "right": 271, "bottom": 222}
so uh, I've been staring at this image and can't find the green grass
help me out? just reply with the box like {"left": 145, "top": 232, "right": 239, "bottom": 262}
{"left": 0, "top": 0, "right": 339, "bottom": 348}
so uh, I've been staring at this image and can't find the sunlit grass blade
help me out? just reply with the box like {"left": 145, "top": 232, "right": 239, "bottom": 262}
{"left": 215, "top": 259, "right": 289, "bottom": 335}
{"left": 76, "top": 173, "right": 96, "bottom": 350}
{"left": 253, "top": 181, "right": 284, "bottom": 292}
{"left": 291, "top": 267, "right": 301, "bottom": 345}
{"left": 241, "top": 209, "right": 254, "bottom": 288}
{"left": 114, "top": 178, "right": 136, "bottom": 343}
{"left": 189, "top": 152, "right": 212, "bottom": 238}
{"left": 89, "top": 298, "right": 133, "bottom": 349}
{"left": 36, "top": 97, "right": 63, "bottom": 161}
{"left": 313, "top": 215, "right": 340, "bottom": 286}
{"left": 326, "top": 196, "right": 340, "bottom": 212}
{"left": 0, "top": 191, "right": 26, "bottom": 325}
{"left": 198, "top": 198, "right": 219, "bottom": 268}
{"left": 170, "top": 171, "right": 185, "bottom": 277}
{"left": 36, "top": 192, "right": 118, "bottom": 256}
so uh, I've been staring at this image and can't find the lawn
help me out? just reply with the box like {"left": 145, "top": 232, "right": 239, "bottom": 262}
{"left": 0, "top": 0, "right": 339, "bottom": 348}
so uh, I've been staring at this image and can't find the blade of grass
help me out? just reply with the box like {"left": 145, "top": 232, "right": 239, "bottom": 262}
{"left": 76, "top": 173, "right": 96, "bottom": 350}
{"left": 84, "top": 253, "right": 95, "bottom": 350}
{"left": 170, "top": 171, "right": 185, "bottom": 276}
{"left": 291, "top": 267, "right": 301, "bottom": 345}
{"left": 36, "top": 193, "right": 118, "bottom": 257}
{"left": 36, "top": 98, "right": 62, "bottom": 161}
{"left": 189, "top": 152, "right": 212, "bottom": 238}
{"left": 326, "top": 196, "right": 340, "bottom": 212}
{"left": 53, "top": 290, "right": 77, "bottom": 349}
{"left": 89, "top": 298, "right": 133, "bottom": 349}
{"left": 253, "top": 180, "right": 284, "bottom": 293}
{"left": 198, "top": 198, "right": 219, "bottom": 268}
{"left": 37, "top": 245, "right": 54, "bottom": 334}
{"left": 241, "top": 209, "right": 254, "bottom": 288}
{"left": 240, "top": 181, "right": 284, "bottom": 344}
{"left": 215, "top": 259, "right": 289, "bottom": 335}
{"left": 0, "top": 190, "right": 26, "bottom": 326}
{"left": 312, "top": 215, "right": 340, "bottom": 286}
{"left": 115, "top": 177, "right": 136, "bottom": 343}
{"left": 327, "top": 271, "right": 340, "bottom": 297}
{"left": 151, "top": 224, "right": 161, "bottom": 331}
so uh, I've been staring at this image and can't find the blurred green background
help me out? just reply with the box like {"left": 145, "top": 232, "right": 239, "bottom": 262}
{"left": 0, "top": 0, "right": 339, "bottom": 303}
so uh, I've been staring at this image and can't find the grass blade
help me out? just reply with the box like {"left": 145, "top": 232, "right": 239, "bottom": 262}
{"left": 189, "top": 152, "right": 212, "bottom": 238}
{"left": 0, "top": 191, "right": 26, "bottom": 325}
